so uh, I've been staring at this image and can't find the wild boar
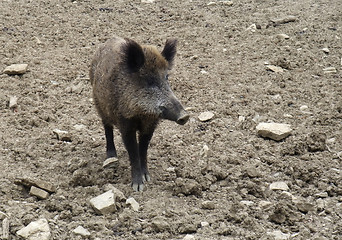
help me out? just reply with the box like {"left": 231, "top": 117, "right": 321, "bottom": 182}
{"left": 89, "top": 36, "right": 189, "bottom": 191}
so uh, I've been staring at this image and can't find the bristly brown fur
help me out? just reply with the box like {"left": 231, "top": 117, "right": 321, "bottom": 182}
{"left": 142, "top": 45, "right": 168, "bottom": 71}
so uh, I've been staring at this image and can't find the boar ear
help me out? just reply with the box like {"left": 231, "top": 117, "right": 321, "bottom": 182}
{"left": 161, "top": 38, "right": 177, "bottom": 68}
{"left": 123, "top": 38, "right": 145, "bottom": 73}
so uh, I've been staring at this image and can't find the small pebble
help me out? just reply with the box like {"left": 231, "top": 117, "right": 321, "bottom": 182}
{"left": 16, "top": 219, "right": 51, "bottom": 240}
{"left": 270, "top": 181, "right": 289, "bottom": 191}
{"left": 53, "top": 129, "right": 72, "bottom": 142}
{"left": 73, "top": 226, "right": 91, "bottom": 237}
{"left": 198, "top": 111, "right": 215, "bottom": 122}
{"left": 103, "top": 157, "right": 118, "bottom": 168}
{"left": 201, "top": 200, "right": 215, "bottom": 210}
{"left": 9, "top": 96, "right": 18, "bottom": 109}
{"left": 276, "top": 33, "right": 290, "bottom": 39}
{"left": 126, "top": 197, "right": 139, "bottom": 211}
{"left": 323, "top": 67, "right": 337, "bottom": 73}
{"left": 3, "top": 64, "right": 28, "bottom": 75}
{"left": 90, "top": 190, "right": 116, "bottom": 215}
{"left": 266, "top": 65, "right": 284, "bottom": 73}
{"left": 256, "top": 122, "right": 292, "bottom": 141}
{"left": 322, "top": 48, "right": 330, "bottom": 53}
{"left": 29, "top": 186, "right": 49, "bottom": 200}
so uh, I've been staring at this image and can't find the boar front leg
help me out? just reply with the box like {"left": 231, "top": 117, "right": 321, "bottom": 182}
{"left": 120, "top": 119, "right": 145, "bottom": 191}
{"left": 103, "top": 123, "right": 117, "bottom": 159}
{"left": 138, "top": 131, "right": 154, "bottom": 183}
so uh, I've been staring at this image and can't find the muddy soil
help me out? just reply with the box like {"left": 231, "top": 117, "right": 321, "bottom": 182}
{"left": 1, "top": 0, "right": 341, "bottom": 239}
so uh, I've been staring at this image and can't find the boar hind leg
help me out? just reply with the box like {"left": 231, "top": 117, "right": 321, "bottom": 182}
{"left": 138, "top": 131, "right": 154, "bottom": 183}
{"left": 104, "top": 123, "right": 117, "bottom": 159}
{"left": 120, "top": 120, "right": 145, "bottom": 191}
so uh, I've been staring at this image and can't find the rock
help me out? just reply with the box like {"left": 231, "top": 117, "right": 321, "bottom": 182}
{"left": 259, "top": 200, "right": 272, "bottom": 209}
{"left": 90, "top": 190, "right": 116, "bottom": 215}
{"left": 3, "top": 64, "right": 28, "bottom": 75}
{"left": 73, "top": 226, "right": 91, "bottom": 237}
{"left": 201, "top": 200, "right": 215, "bottom": 210}
{"left": 151, "top": 216, "right": 170, "bottom": 232}
{"left": 323, "top": 67, "right": 337, "bottom": 73}
{"left": 29, "top": 186, "right": 49, "bottom": 200}
{"left": 104, "top": 184, "right": 126, "bottom": 202}
{"left": 103, "top": 157, "right": 118, "bottom": 168}
{"left": 316, "top": 199, "right": 325, "bottom": 211}
{"left": 246, "top": 24, "right": 257, "bottom": 32}
{"left": 199, "top": 144, "right": 210, "bottom": 157}
{"left": 2, "top": 217, "right": 9, "bottom": 240}
{"left": 198, "top": 111, "right": 215, "bottom": 122}
{"left": 270, "top": 181, "right": 289, "bottom": 191}
{"left": 9, "top": 96, "right": 18, "bottom": 109}
{"left": 16, "top": 218, "right": 51, "bottom": 240}
{"left": 314, "top": 192, "right": 328, "bottom": 198}
{"left": 240, "top": 200, "right": 254, "bottom": 206}
{"left": 73, "top": 124, "right": 86, "bottom": 131}
{"left": 256, "top": 122, "right": 292, "bottom": 141}
{"left": 200, "top": 221, "right": 209, "bottom": 227}
{"left": 322, "top": 48, "right": 330, "bottom": 53}
{"left": 126, "top": 197, "right": 139, "bottom": 211}
{"left": 183, "top": 234, "right": 195, "bottom": 240}
{"left": 238, "top": 116, "right": 245, "bottom": 122}
{"left": 270, "top": 15, "right": 297, "bottom": 26}
{"left": 141, "top": 0, "right": 155, "bottom": 3}
{"left": 15, "top": 178, "right": 56, "bottom": 193}
{"left": 245, "top": 167, "right": 261, "bottom": 178}
{"left": 266, "top": 65, "right": 284, "bottom": 73}
{"left": 53, "top": 129, "right": 72, "bottom": 142}
{"left": 276, "top": 33, "right": 290, "bottom": 39}
{"left": 296, "top": 201, "right": 315, "bottom": 213}
{"left": 267, "top": 230, "right": 290, "bottom": 240}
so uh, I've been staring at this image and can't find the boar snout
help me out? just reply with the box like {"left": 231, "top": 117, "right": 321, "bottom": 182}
{"left": 159, "top": 100, "right": 189, "bottom": 125}
{"left": 176, "top": 110, "right": 189, "bottom": 125}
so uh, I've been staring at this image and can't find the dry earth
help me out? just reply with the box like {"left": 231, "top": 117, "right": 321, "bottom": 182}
{"left": 1, "top": 0, "right": 341, "bottom": 239}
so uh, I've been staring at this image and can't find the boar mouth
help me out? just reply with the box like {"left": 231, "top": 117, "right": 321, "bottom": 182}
{"left": 159, "top": 106, "right": 189, "bottom": 125}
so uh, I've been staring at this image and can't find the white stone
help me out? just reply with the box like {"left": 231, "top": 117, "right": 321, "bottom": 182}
{"left": 267, "top": 230, "right": 290, "bottom": 240}
{"left": 270, "top": 182, "right": 289, "bottom": 191}
{"left": 126, "top": 197, "right": 139, "bottom": 211}
{"left": 299, "top": 105, "right": 308, "bottom": 111}
{"left": 183, "top": 234, "right": 195, "bottom": 240}
{"left": 247, "top": 24, "right": 257, "bottom": 32}
{"left": 73, "top": 124, "right": 86, "bottom": 131}
{"left": 259, "top": 200, "right": 272, "bottom": 209}
{"left": 322, "top": 48, "right": 330, "bottom": 53}
{"left": 323, "top": 67, "right": 337, "bottom": 73}
{"left": 90, "top": 190, "right": 116, "bottom": 215}
{"left": 53, "top": 129, "right": 72, "bottom": 142}
{"left": 104, "top": 184, "right": 126, "bottom": 202}
{"left": 200, "top": 221, "right": 209, "bottom": 227}
{"left": 9, "top": 96, "right": 18, "bottom": 109}
{"left": 276, "top": 34, "right": 290, "bottom": 39}
{"left": 198, "top": 111, "right": 214, "bottom": 122}
{"left": 240, "top": 200, "right": 254, "bottom": 206}
{"left": 16, "top": 218, "right": 51, "bottom": 240}
{"left": 256, "top": 122, "right": 292, "bottom": 141}
{"left": 141, "top": 0, "right": 155, "bottom": 3}
{"left": 3, "top": 64, "right": 28, "bottom": 75}
{"left": 200, "top": 144, "right": 210, "bottom": 157}
{"left": 238, "top": 116, "right": 245, "bottom": 122}
{"left": 266, "top": 65, "right": 284, "bottom": 73}
{"left": 29, "top": 186, "right": 49, "bottom": 200}
{"left": 73, "top": 226, "right": 91, "bottom": 237}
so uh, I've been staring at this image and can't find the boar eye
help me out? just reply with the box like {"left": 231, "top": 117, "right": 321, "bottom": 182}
{"left": 165, "top": 74, "right": 169, "bottom": 80}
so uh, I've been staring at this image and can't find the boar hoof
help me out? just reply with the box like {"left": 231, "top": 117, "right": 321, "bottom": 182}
{"left": 132, "top": 182, "right": 145, "bottom": 192}
{"left": 143, "top": 173, "right": 151, "bottom": 183}
{"left": 103, "top": 157, "right": 119, "bottom": 168}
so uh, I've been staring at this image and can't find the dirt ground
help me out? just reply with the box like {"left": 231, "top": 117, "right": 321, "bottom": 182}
{"left": 1, "top": 0, "right": 341, "bottom": 239}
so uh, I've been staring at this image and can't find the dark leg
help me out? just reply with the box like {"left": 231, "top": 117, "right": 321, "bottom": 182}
{"left": 138, "top": 130, "right": 154, "bottom": 182}
{"left": 119, "top": 120, "right": 144, "bottom": 191}
{"left": 104, "top": 123, "right": 117, "bottom": 159}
